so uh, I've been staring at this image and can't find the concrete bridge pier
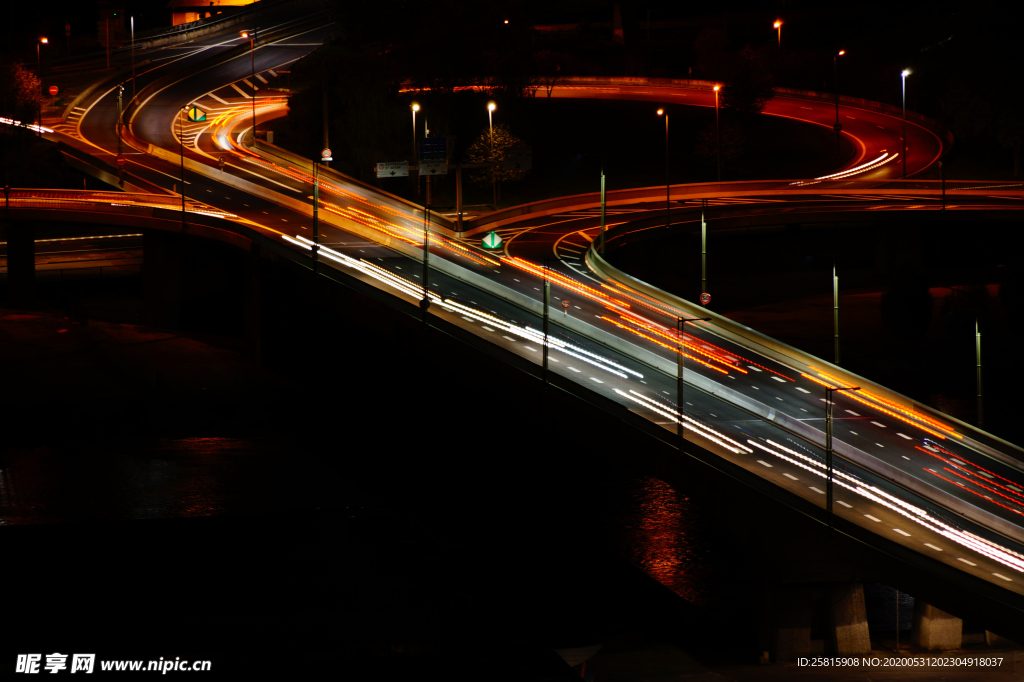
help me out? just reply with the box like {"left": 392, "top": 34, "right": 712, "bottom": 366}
{"left": 4, "top": 221, "right": 35, "bottom": 308}
{"left": 770, "top": 582, "right": 871, "bottom": 661}
{"left": 143, "top": 231, "right": 184, "bottom": 328}
{"left": 911, "top": 601, "right": 963, "bottom": 650}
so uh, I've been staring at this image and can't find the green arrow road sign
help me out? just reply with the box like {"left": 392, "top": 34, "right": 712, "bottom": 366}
{"left": 188, "top": 106, "right": 207, "bottom": 122}
{"left": 482, "top": 231, "right": 503, "bottom": 249}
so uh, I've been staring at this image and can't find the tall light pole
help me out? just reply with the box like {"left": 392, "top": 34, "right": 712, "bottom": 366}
{"left": 488, "top": 101, "right": 497, "bottom": 209}
{"left": 657, "top": 108, "right": 669, "bottom": 229}
{"left": 411, "top": 102, "right": 420, "bottom": 197}
{"left": 833, "top": 50, "right": 845, "bottom": 155}
{"left": 834, "top": 263, "right": 840, "bottom": 365}
{"left": 312, "top": 158, "right": 320, "bottom": 278}
{"left": 773, "top": 20, "right": 783, "bottom": 48}
{"left": 421, "top": 205, "right": 431, "bottom": 323}
{"left": 713, "top": 85, "right": 721, "bottom": 182}
{"left": 241, "top": 30, "right": 256, "bottom": 148}
{"left": 825, "top": 385, "right": 861, "bottom": 530}
{"left": 677, "top": 317, "right": 711, "bottom": 451}
{"left": 976, "top": 319, "right": 983, "bottom": 427}
{"left": 116, "top": 84, "right": 124, "bottom": 186}
{"left": 36, "top": 38, "right": 47, "bottom": 137}
{"left": 131, "top": 16, "right": 136, "bottom": 100}
{"left": 901, "top": 69, "right": 911, "bottom": 179}
{"left": 701, "top": 201, "right": 707, "bottom": 299}
{"left": 179, "top": 106, "right": 188, "bottom": 230}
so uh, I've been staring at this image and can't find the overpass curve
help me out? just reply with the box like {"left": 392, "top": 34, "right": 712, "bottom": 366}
{"left": 26, "top": 17, "right": 1024, "bottom": 630}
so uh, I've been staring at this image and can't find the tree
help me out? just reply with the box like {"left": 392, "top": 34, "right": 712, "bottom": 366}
{"left": 0, "top": 63, "right": 42, "bottom": 126}
{"left": 464, "top": 122, "right": 529, "bottom": 184}
{"left": 694, "top": 120, "right": 746, "bottom": 168}
{"left": 721, "top": 47, "right": 775, "bottom": 118}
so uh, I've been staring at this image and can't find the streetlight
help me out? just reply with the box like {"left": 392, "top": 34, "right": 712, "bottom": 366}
{"left": 411, "top": 102, "right": 420, "bottom": 197}
{"left": 833, "top": 51, "right": 845, "bottom": 155}
{"left": 825, "top": 385, "right": 861, "bottom": 530}
{"left": 179, "top": 105, "right": 188, "bottom": 230}
{"left": 116, "top": 83, "right": 124, "bottom": 186}
{"left": 833, "top": 264, "right": 841, "bottom": 364}
{"left": 713, "top": 85, "right": 721, "bottom": 182}
{"left": 36, "top": 38, "right": 48, "bottom": 137}
{"left": 656, "top": 108, "right": 669, "bottom": 229}
{"left": 241, "top": 30, "right": 257, "bottom": 148}
{"left": 901, "top": 68, "right": 911, "bottom": 179}
{"left": 131, "top": 16, "right": 136, "bottom": 100}
{"left": 487, "top": 101, "right": 497, "bottom": 210}
{"left": 773, "top": 20, "right": 782, "bottom": 48}
{"left": 677, "top": 317, "right": 711, "bottom": 451}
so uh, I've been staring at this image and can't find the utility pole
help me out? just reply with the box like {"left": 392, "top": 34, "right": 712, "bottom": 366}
{"left": 976, "top": 319, "right": 983, "bottom": 427}
{"left": 599, "top": 165, "right": 607, "bottom": 254}
{"left": 701, "top": 201, "right": 707, "bottom": 300}
{"left": 116, "top": 84, "right": 124, "bottom": 187}
{"left": 179, "top": 107, "right": 187, "bottom": 231}
{"left": 825, "top": 385, "right": 860, "bottom": 530}
{"left": 677, "top": 316, "right": 711, "bottom": 451}
{"left": 312, "top": 159, "right": 320, "bottom": 277}
{"left": 833, "top": 264, "right": 840, "bottom": 365}
{"left": 543, "top": 261, "right": 550, "bottom": 387}
{"left": 421, "top": 205, "right": 431, "bottom": 324}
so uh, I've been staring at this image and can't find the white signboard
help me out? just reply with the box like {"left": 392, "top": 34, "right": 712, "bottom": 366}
{"left": 420, "top": 161, "right": 448, "bottom": 176}
{"left": 376, "top": 161, "right": 408, "bottom": 178}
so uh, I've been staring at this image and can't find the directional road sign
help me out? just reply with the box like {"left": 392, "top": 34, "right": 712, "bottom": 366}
{"left": 700, "top": 293, "right": 711, "bottom": 304}
{"left": 187, "top": 106, "right": 207, "bottom": 122}
{"left": 481, "top": 231, "right": 502, "bottom": 249}
{"left": 376, "top": 161, "right": 408, "bottom": 178}
{"left": 419, "top": 138, "right": 447, "bottom": 175}
{"left": 502, "top": 146, "right": 532, "bottom": 171}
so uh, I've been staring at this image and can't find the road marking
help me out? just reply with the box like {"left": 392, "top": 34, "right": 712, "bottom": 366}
{"left": 513, "top": 278, "right": 519, "bottom": 281}
{"left": 871, "top": 421, "right": 886, "bottom": 427}
{"left": 568, "top": 367, "right": 581, "bottom": 373}
{"left": 924, "top": 543, "right": 943, "bottom": 551}
{"left": 845, "top": 410, "right": 860, "bottom": 416}
{"left": 776, "top": 397, "right": 784, "bottom": 401}
{"left": 809, "top": 487, "right": 825, "bottom": 494}
{"left": 876, "top": 443, "right": 885, "bottom": 448}
{"left": 838, "top": 500, "right": 853, "bottom": 508}
{"left": 800, "top": 106, "right": 813, "bottom": 110}
{"left": 897, "top": 433, "right": 912, "bottom": 440}
{"left": 846, "top": 115, "right": 856, "bottom": 119}
{"left": 502, "top": 335, "right": 516, "bottom": 342}
{"left": 796, "top": 387, "right": 810, "bottom": 393}
{"left": 230, "top": 82, "right": 250, "bottom": 98}
{"left": 877, "top": 125, "right": 886, "bottom": 129}
{"left": 268, "top": 69, "right": 278, "bottom": 77}
{"left": 977, "top": 471, "right": 994, "bottom": 478}
{"left": 864, "top": 514, "right": 881, "bottom": 522}
{"left": 783, "top": 473, "right": 798, "bottom": 480}
{"left": 893, "top": 528, "right": 911, "bottom": 536}
{"left": 461, "top": 316, "right": 474, "bottom": 322}
{"left": 751, "top": 386, "right": 759, "bottom": 390}
{"left": 574, "top": 305, "right": 581, "bottom": 309}
{"left": 255, "top": 73, "right": 269, "bottom": 84}
{"left": 993, "top": 573, "right": 1013, "bottom": 582}
{"left": 957, "top": 557, "right": 977, "bottom": 566}
{"left": 902, "top": 456, "right": 910, "bottom": 460}
{"left": 757, "top": 460, "right": 773, "bottom": 468}
{"left": 950, "top": 458, "right": 965, "bottom": 465}
{"left": 550, "top": 358, "right": 559, "bottom": 362}
{"left": 524, "top": 346, "right": 537, "bottom": 352}
{"left": 242, "top": 78, "right": 257, "bottom": 89}
{"left": 590, "top": 377, "right": 604, "bottom": 384}
{"left": 800, "top": 408, "right": 808, "bottom": 412}
{"left": 481, "top": 326, "right": 495, "bottom": 332}
{"left": 747, "top": 365, "right": 763, "bottom": 371}
{"left": 772, "top": 376, "right": 787, "bottom": 383}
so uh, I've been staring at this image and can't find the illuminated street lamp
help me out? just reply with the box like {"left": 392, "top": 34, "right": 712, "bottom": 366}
{"left": 488, "top": 101, "right": 497, "bottom": 209}
{"left": 411, "top": 102, "right": 420, "bottom": 196}
{"left": 241, "top": 30, "right": 257, "bottom": 148}
{"left": 179, "top": 105, "right": 188, "bottom": 230}
{"left": 901, "top": 68, "right": 911, "bottom": 179}
{"left": 713, "top": 85, "right": 721, "bottom": 182}
{"left": 36, "top": 38, "right": 48, "bottom": 137}
{"left": 773, "top": 19, "right": 782, "bottom": 47}
{"left": 656, "top": 108, "right": 671, "bottom": 228}
{"left": 833, "top": 51, "right": 845, "bottom": 155}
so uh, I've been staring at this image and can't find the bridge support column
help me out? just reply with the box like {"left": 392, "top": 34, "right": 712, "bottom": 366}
{"left": 5, "top": 221, "right": 35, "bottom": 308}
{"left": 829, "top": 582, "right": 871, "bottom": 655}
{"left": 143, "top": 231, "right": 184, "bottom": 328}
{"left": 911, "top": 601, "right": 962, "bottom": 650}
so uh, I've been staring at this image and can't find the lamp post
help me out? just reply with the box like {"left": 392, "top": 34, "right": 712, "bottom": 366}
{"left": 677, "top": 317, "right": 711, "bottom": 451}
{"left": 241, "top": 30, "right": 257, "bottom": 148}
{"left": 131, "top": 16, "right": 136, "bottom": 100}
{"left": 179, "top": 105, "right": 188, "bottom": 230}
{"left": 773, "top": 20, "right": 782, "bottom": 48}
{"left": 713, "top": 85, "right": 721, "bottom": 182}
{"left": 833, "top": 263, "right": 840, "bottom": 365}
{"left": 411, "top": 102, "right": 420, "bottom": 197}
{"left": 116, "top": 83, "right": 124, "bottom": 186}
{"left": 825, "top": 385, "right": 861, "bottom": 529}
{"left": 421, "top": 205, "right": 431, "bottom": 323}
{"left": 657, "top": 108, "right": 669, "bottom": 229}
{"left": 901, "top": 69, "right": 910, "bottom": 179}
{"left": 833, "top": 50, "right": 845, "bottom": 155}
{"left": 488, "top": 101, "right": 497, "bottom": 209}
{"left": 36, "top": 38, "right": 48, "bottom": 137}
{"left": 312, "top": 158, "right": 320, "bottom": 278}
{"left": 976, "top": 318, "right": 983, "bottom": 427}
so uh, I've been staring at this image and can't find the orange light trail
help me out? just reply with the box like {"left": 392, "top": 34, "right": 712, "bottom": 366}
{"left": 801, "top": 372, "right": 949, "bottom": 440}
{"left": 613, "top": 312, "right": 746, "bottom": 373}
{"left": 926, "top": 468, "right": 1024, "bottom": 517}
{"left": 810, "top": 367, "right": 960, "bottom": 438}
{"left": 916, "top": 447, "right": 1024, "bottom": 504}
{"left": 501, "top": 257, "right": 631, "bottom": 309}
{"left": 600, "top": 316, "right": 729, "bottom": 374}
{"left": 924, "top": 442, "right": 1024, "bottom": 496}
